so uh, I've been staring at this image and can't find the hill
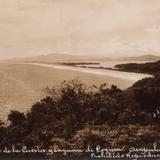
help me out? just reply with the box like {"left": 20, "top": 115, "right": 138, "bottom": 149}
{"left": 120, "top": 54, "right": 160, "bottom": 61}
{"left": 5, "top": 53, "right": 160, "bottom": 64}
{"left": 115, "top": 60, "right": 160, "bottom": 75}
{"left": 7, "top": 53, "right": 96, "bottom": 63}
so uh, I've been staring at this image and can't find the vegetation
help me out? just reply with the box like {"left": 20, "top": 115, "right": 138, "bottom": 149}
{"left": 115, "top": 60, "right": 160, "bottom": 76}
{"left": 58, "top": 62, "right": 100, "bottom": 66}
{"left": 0, "top": 76, "right": 159, "bottom": 158}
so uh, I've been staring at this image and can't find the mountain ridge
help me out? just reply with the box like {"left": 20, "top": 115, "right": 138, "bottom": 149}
{"left": 120, "top": 54, "right": 160, "bottom": 61}
{"left": 4, "top": 53, "right": 160, "bottom": 62}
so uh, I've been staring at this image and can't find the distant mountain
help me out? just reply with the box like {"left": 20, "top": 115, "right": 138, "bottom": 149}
{"left": 120, "top": 54, "right": 160, "bottom": 61}
{"left": 6, "top": 53, "right": 160, "bottom": 63}
{"left": 7, "top": 53, "right": 97, "bottom": 63}
{"left": 96, "top": 57, "right": 113, "bottom": 61}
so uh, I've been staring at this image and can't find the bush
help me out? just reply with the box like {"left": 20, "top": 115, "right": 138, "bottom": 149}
{"left": 0, "top": 79, "right": 159, "bottom": 158}
{"left": 132, "top": 76, "right": 160, "bottom": 111}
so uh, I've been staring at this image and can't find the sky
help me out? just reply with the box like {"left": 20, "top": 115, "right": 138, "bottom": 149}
{"left": 0, "top": 0, "right": 160, "bottom": 59}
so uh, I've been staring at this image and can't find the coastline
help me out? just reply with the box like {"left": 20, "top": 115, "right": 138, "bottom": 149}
{"left": 10, "top": 62, "right": 153, "bottom": 82}
{"left": 0, "top": 61, "right": 153, "bottom": 120}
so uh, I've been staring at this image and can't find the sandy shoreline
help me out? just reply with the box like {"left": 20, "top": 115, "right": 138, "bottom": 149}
{"left": 28, "top": 62, "right": 152, "bottom": 81}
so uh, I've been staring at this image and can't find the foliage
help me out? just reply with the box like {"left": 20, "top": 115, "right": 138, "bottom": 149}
{"left": 0, "top": 78, "right": 159, "bottom": 158}
{"left": 115, "top": 60, "right": 160, "bottom": 76}
{"left": 132, "top": 75, "right": 160, "bottom": 112}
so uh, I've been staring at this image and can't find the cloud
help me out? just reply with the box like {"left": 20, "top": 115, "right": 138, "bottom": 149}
{"left": 0, "top": 0, "right": 160, "bottom": 59}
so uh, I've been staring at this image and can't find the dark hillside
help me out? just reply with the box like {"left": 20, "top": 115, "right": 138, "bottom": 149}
{"left": 115, "top": 60, "right": 160, "bottom": 76}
